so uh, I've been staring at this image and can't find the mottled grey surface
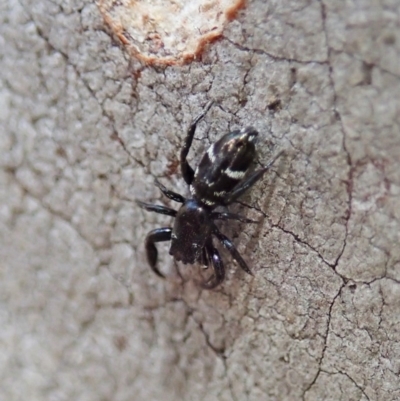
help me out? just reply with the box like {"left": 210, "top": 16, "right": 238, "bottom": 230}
{"left": 1, "top": 0, "right": 399, "bottom": 400}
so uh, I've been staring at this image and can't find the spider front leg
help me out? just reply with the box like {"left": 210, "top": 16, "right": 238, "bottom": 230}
{"left": 180, "top": 101, "right": 214, "bottom": 185}
{"left": 200, "top": 246, "right": 209, "bottom": 267}
{"left": 144, "top": 228, "right": 172, "bottom": 278}
{"left": 211, "top": 211, "right": 258, "bottom": 224}
{"left": 155, "top": 180, "right": 185, "bottom": 203}
{"left": 200, "top": 240, "right": 225, "bottom": 289}
{"left": 136, "top": 201, "right": 177, "bottom": 217}
{"left": 212, "top": 225, "right": 253, "bottom": 276}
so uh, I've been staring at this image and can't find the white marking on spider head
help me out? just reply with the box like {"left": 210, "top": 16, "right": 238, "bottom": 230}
{"left": 240, "top": 126, "right": 258, "bottom": 143}
{"left": 207, "top": 143, "right": 216, "bottom": 164}
{"left": 204, "top": 177, "right": 213, "bottom": 186}
{"left": 224, "top": 168, "right": 245, "bottom": 180}
{"left": 213, "top": 190, "right": 227, "bottom": 197}
{"left": 201, "top": 198, "right": 215, "bottom": 206}
{"left": 190, "top": 185, "right": 196, "bottom": 195}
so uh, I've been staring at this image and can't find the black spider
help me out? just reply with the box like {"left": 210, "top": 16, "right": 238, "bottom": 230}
{"left": 136, "top": 102, "right": 282, "bottom": 289}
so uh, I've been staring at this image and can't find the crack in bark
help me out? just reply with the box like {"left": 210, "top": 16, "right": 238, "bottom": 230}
{"left": 340, "top": 370, "right": 371, "bottom": 401}
{"left": 318, "top": 0, "right": 353, "bottom": 269}
{"left": 237, "top": 200, "right": 346, "bottom": 275}
{"left": 301, "top": 282, "right": 345, "bottom": 400}
{"left": 223, "top": 37, "right": 329, "bottom": 65}
{"left": 299, "top": 1, "right": 359, "bottom": 395}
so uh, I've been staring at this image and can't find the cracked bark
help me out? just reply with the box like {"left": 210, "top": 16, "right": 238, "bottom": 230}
{"left": 1, "top": 1, "right": 399, "bottom": 400}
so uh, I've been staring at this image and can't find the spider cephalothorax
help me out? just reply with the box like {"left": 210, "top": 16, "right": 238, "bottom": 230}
{"left": 137, "top": 102, "right": 282, "bottom": 289}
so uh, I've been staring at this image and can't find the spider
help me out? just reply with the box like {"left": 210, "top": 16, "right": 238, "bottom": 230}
{"left": 136, "top": 102, "right": 282, "bottom": 289}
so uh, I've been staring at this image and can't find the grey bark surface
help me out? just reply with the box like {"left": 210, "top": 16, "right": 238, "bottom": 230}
{"left": 1, "top": 0, "right": 399, "bottom": 400}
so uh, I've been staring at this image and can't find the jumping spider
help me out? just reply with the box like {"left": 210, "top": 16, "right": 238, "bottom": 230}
{"left": 137, "top": 102, "right": 282, "bottom": 289}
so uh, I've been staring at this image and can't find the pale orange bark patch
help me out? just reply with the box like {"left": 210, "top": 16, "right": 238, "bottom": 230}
{"left": 98, "top": 0, "right": 246, "bottom": 65}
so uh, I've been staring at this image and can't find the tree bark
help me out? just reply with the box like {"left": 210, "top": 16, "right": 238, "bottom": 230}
{"left": 1, "top": 1, "right": 399, "bottom": 400}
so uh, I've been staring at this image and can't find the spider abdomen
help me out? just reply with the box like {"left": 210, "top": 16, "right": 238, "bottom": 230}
{"left": 169, "top": 199, "right": 212, "bottom": 264}
{"left": 190, "top": 127, "right": 258, "bottom": 207}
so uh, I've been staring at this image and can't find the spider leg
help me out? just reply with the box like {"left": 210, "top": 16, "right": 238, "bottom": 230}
{"left": 223, "top": 151, "right": 283, "bottom": 205}
{"left": 200, "top": 240, "right": 225, "bottom": 289}
{"left": 155, "top": 180, "right": 185, "bottom": 203}
{"left": 136, "top": 201, "right": 177, "bottom": 217}
{"left": 180, "top": 101, "right": 214, "bottom": 185}
{"left": 200, "top": 246, "right": 209, "bottom": 267}
{"left": 144, "top": 227, "right": 172, "bottom": 278}
{"left": 211, "top": 211, "right": 258, "bottom": 224}
{"left": 212, "top": 225, "right": 253, "bottom": 276}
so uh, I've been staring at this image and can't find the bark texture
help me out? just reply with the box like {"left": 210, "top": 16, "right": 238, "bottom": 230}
{"left": 1, "top": 1, "right": 399, "bottom": 400}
